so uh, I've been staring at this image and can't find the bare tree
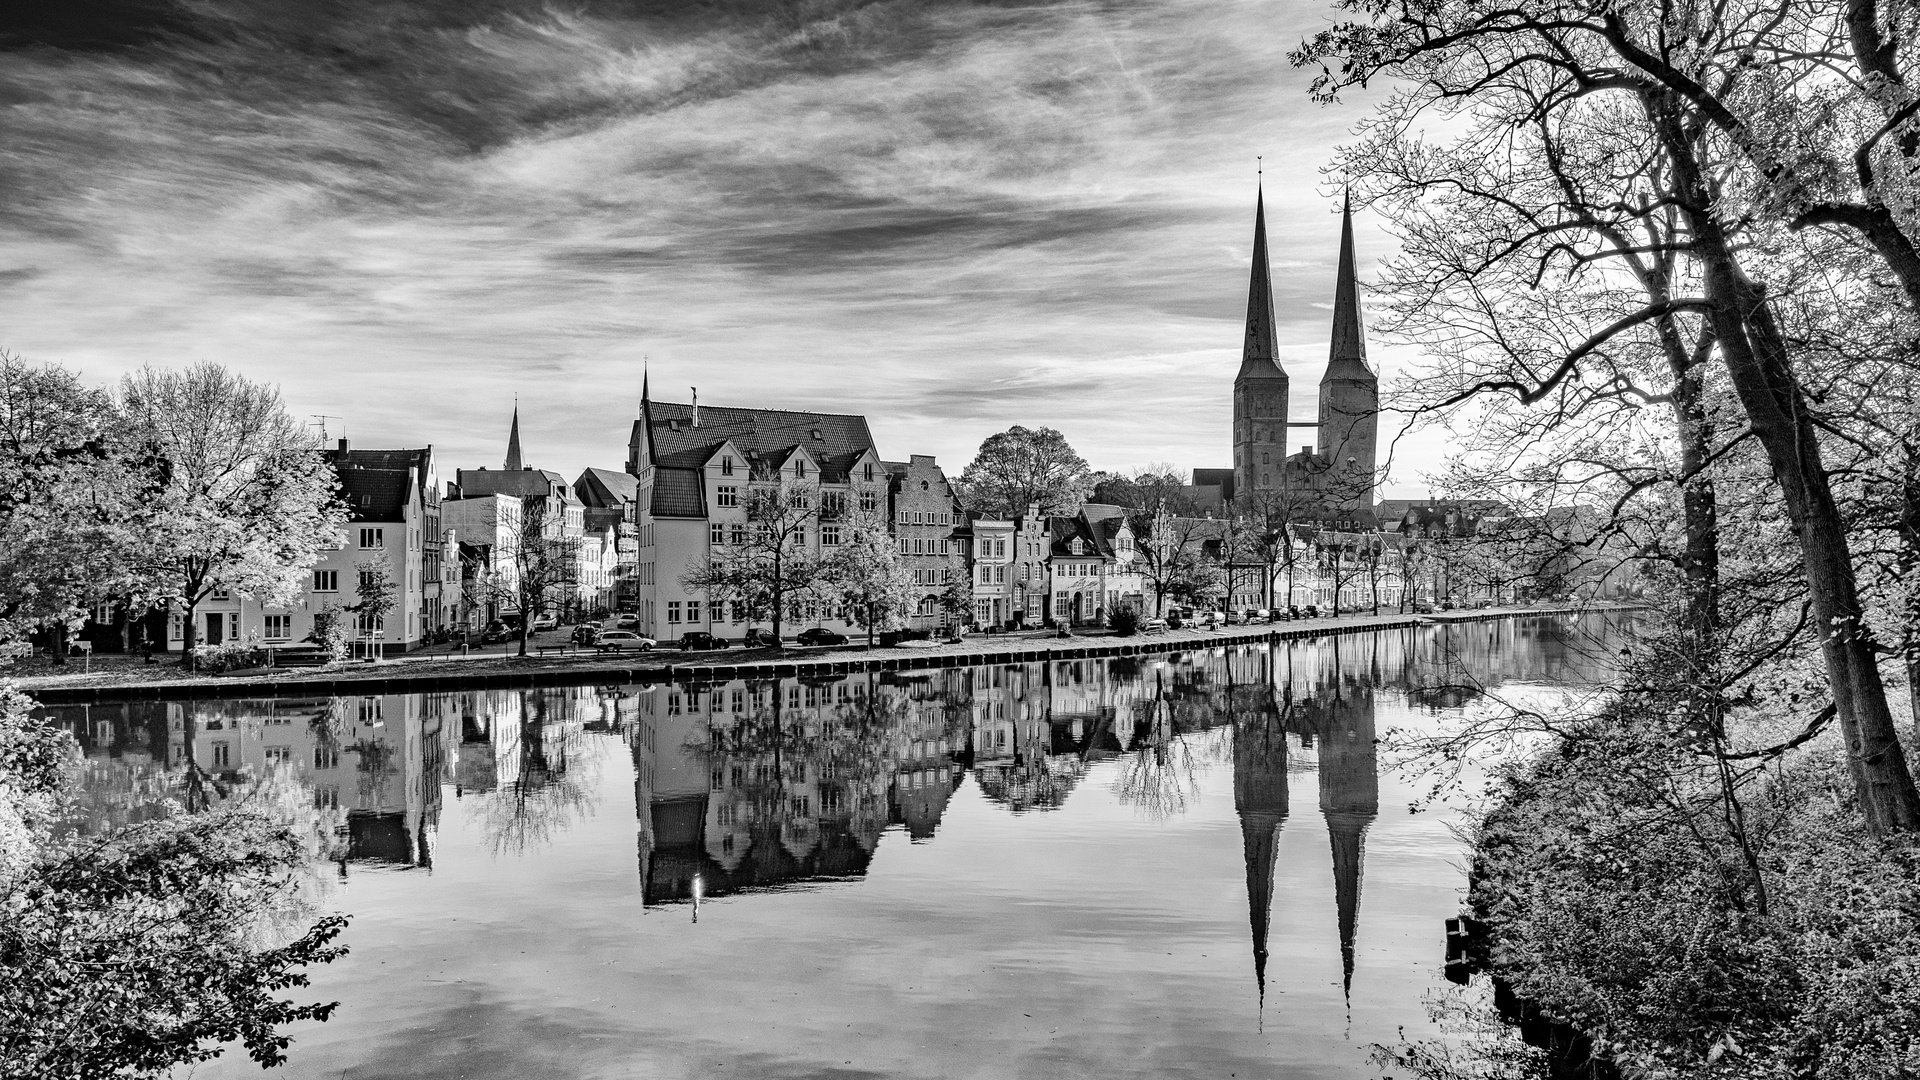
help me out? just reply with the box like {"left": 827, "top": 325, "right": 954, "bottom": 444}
{"left": 683, "top": 481, "right": 820, "bottom": 648}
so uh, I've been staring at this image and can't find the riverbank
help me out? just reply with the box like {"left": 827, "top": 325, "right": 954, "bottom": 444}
{"left": 18, "top": 602, "right": 1630, "bottom": 704}
{"left": 1444, "top": 694, "right": 1920, "bottom": 1079}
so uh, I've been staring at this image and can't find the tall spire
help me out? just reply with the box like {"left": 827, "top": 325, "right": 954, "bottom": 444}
{"left": 505, "top": 404, "right": 524, "bottom": 472}
{"left": 1325, "top": 190, "right": 1372, "bottom": 380}
{"left": 1239, "top": 187, "right": 1286, "bottom": 381}
{"left": 1235, "top": 694, "right": 1291, "bottom": 1009}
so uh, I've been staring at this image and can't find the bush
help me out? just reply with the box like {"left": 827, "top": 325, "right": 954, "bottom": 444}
{"left": 189, "top": 640, "right": 266, "bottom": 673}
{"left": 1465, "top": 703, "right": 1920, "bottom": 1080}
{"left": 1108, "top": 607, "right": 1140, "bottom": 636}
{"left": 0, "top": 689, "right": 346, "bottom": 1076}
{"left": 305, "top": 607, "right": 351, "bottom": 663}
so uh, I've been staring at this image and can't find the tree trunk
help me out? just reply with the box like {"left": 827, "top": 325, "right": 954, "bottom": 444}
{"left": 181, "top": 596, "right": 200, "bottom": 670}
{"left": 1653, "top": 92, "right": 1920, "bottom": 834}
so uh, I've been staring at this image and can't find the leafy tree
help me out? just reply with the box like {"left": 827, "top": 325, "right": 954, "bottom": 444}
{"left": 937, "top": 576, "right": 976, "bottom": 629}
{"left": 956, "top": 426, "right": 1093, "bottom": 519}
{"left": 683, "top": 481, "right": 820, "bottom": 648}
{"left": 820, "top": 508, "right": 913, "bottom": 648}
{"left": 350, "top": 558, "right": 397, "bottom": 661}
{"left": 0, "top": 353, "right": 138, "bottom": 663}
{"left": 0, "top": 687, "right": 345, "bottom": 1076}
{"left": 119, "top": 363, "right": 345, "bottom": 670}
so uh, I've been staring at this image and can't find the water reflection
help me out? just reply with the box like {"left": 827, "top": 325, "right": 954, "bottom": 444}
{"left": 45, "top": 612, "right": 1633, "bottom": 1077}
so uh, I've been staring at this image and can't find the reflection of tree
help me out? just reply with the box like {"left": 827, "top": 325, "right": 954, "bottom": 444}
{"left": 1113, "top": 678, "right": 1206, "bottom": 820}
{"left": 473, "top": 700, "right": 599, "bottom": 856}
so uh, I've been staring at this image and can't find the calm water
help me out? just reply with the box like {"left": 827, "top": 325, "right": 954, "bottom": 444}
{"left": 49, "top": 614, "right": 1632, "bottom": 1080}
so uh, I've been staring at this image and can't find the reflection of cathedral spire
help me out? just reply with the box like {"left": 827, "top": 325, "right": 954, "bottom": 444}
{"left": 1316, "top": 684, "right": 1378, "bottom": 1003}
{"left": 1233, "top": 695, "right": 1290, "bottom": 1006}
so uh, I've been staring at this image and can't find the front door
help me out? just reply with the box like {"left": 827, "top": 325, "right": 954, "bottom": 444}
{"left": 204, "top": 613, "right": 225, "bottom": 646}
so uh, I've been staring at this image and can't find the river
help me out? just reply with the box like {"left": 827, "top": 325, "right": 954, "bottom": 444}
{"left": 46, "top": 612, "right": 1634, "bottom": 1079}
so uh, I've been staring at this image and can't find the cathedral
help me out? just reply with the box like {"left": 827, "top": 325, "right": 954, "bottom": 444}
{"left": 1194, "top": 190, "right": 1380, "bottom": 528}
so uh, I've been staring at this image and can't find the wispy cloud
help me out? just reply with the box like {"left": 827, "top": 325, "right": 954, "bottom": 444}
{"left": 0, "top": 0, "right": 1432, "bottom": 492}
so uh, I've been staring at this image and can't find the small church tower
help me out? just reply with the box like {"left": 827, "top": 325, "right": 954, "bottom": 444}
{"left": 1234, "top": 188, "right": 1290, "bottom": 500}
{"left": 1317, "top": 194, "right": 1378, "bottom": 512}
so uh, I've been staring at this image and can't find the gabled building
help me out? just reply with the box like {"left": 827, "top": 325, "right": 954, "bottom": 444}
{"left": 885, "top": 455, "right": 966, "bottom": 631}
{"left": 626, "top": 382, "right": 888, "bottom": 641}
{"left": 575, "top": 466, "right": 641, "bottom": 610}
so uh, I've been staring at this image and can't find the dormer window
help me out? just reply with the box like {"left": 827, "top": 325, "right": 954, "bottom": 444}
{"left": 721, "top": 456, "right": 734, "bottom": 476}
{"left": 795, "top": 459, "right": 807, "bottom": 479}
{"left": 1069, "top": 538, "right": 1084, "bottom": 555}
{"left": 863, "top": 464, "right": 874, "bottom": 482}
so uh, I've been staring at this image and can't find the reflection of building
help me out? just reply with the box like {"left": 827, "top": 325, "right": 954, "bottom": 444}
{"left": 1232, "top": 662, "right": 1289, "bottom": 1002}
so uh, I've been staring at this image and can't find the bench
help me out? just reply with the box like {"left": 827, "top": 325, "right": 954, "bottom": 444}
{"left": 535, "top": 643, "right": 574, "bottom": 656}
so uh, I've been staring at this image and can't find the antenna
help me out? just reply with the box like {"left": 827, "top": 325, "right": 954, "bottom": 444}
{"left": 312, "top": 415, "right": 344, "bottom": 440}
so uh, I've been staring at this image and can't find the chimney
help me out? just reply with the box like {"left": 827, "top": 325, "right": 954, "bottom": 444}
{"left": 691, "top": 387, "right": 699, "bottom": 428}
{"left": 338, "top": 438, "right": 350, "bottom": 454}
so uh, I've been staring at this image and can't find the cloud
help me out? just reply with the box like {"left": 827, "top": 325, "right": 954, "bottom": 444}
{"left": 0, "top": 0, "right": 1437, "bottom": 494}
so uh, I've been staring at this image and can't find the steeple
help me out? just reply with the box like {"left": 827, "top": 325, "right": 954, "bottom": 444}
{"left": 1323, "top": 191, "right": 1372, "bottom": 382}
{"left": 1239, "top": 187, "right": 1287, "bottom": 382}
{"left": 505, "top": 404, "right": 524, "bottom": 472}
{"left": 1235, "top": 693, "right": 1291, "bottom": 1008}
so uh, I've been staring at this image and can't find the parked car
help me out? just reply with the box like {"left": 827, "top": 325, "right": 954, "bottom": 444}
{"left": 678, "top": 631, "right": 728, "bottom": 651}
{"left": 742, "top": 628, "right": 783, "bottom": 648}
{"left": 615, "top": 614, "right": 641, "bottom": 630}
{"left": 1412, "top": 599, "right": 1437, "bottom": 614}
{"left": 1141, "top": 617, "right": 1169, "bottom": 633}
{"left": 595, "top": 630, "right": 655, "bottom": 651}
{"left": 1196, "top": 610, "right": 1225, "bottom": 628}
{"left": 530, "top": 613, "right": 558, "bottom": 632}
{"left": 796, "top": 627, "right": 847, "bottom": 647}
{"left": 571, "top": 624, "right": 601, "bottom": 646}
{"left": 480, "top": 622, "right": 515, "bottom": 645}
{"left": 1247, "top": 608, "right": 1271, "bottom": 623}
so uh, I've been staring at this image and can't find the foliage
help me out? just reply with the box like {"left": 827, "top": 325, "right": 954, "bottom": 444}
{"left": 118, "top": 362, "right": 347, "bottom": 666}
{"left": 936, "top": 576, "right": 975, "bottom": 624}
{"left": 304, "top": 604, "right": 352, "bottom": 663}
{"left": 1468, "top": 705, "right": 1920, "bottom": 1080}
{"left": 1107, "top": 606, "right": 1140, "bottom": 636}
{"left": 472, "top": 498, "right": 581, "bottom": 656}
{"left": 955, "top": 425, "right": 1092, "bottom": 519}
{"left": 188, "top": 639, "right": 266, "bottom": 674}
{"left": 0, "top": 353, "right": 142, "bottom": 663}
{"left": 0, "top": 688, "right": 345, "bottom": 1078}
{"left": 350, "top": 557, "right": 397, "bottom": 659}
{"left": 820, "top": 508, "right": 912, "bottom": 648}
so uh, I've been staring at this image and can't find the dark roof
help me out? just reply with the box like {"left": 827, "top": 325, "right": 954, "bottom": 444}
{"left": 1080, "top": 503, "right": 1125, "bottom": 523}
{"left": 1324, "top": 193, "right": 1374, "bottom": 383}
{"left": 456, "top": 467, "right": 573, "bottom": 505}
{"left": 635, "top": 401, "right": 876, "bottom": 484}
{"left": 1239, "top": 189, "right": 1288, "bottom": 383}
{"left": 1048, "top": 514, "right": 1115, "bottom": 558}
{"left": 323, "top": 447, "right": 429, "bottom": 524}
{"left": 650, "top": 468, "right": 707, "bottom": 519}
{"left": 575, "top": 467, "right": 639, "bottom": 509}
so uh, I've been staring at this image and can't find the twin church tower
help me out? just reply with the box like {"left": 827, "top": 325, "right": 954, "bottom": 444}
{"left": 1206, "top": 188, "right": 1380, "bottom": 526}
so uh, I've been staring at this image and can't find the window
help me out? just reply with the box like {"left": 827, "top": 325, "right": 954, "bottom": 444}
{"left": 687, "top": 600, "right": 701, "bottom": 623}
{"left": 264, "top": 746, "right": 292, "bottom": 766}
{"left": 717, "top": 486, "right": 739, "bottom": 508}
{"left": 795, "top": 459, "right": 807, "bottom": 479}
{"left": 210, "top": 741, "right": 231, "bottom": 768}
{"left": 860, "top": 490, "right": 877, "bottom": 512}
{"left": 358, "top": 568, "right": 381, "bottom": 592}
{"left": 313, "top": 786, "right": 339, "bottom": 810}
{"left": 711, "top": 523, "right": 727, "bottom": 544}
{"left": 210, "top": 586, "right": 230, "bottom": 601}
{"left": 1055, "top": 595, "right": 1069, "bottom": 617}
{"left": 359, "top": 527, "right": 383, "bottom": 549}
{"left": 791, "top": 490, "right": 809, "bottom": 509}
{"left": 995, "top": 539, "right": 1006, "bottom": 558}
{"left": 1070, "top": 538, "right": 1084, "bottom": 555}
{"left": 864, "top": 464, "right": 874, "bottom": 481}
{"left": 920, "top": 480, "right": 930, "bottom": 491}
{"left": 821, "top": 524, "right": 841, "bottom": 546}
{"left": 264, "top": 614, "right": 292, "bottom": 640}
{"left": 667, "top": 602, "right": 682, "bottom": 623}
{"left": 356, "top": 612, "right": 384, "bottom": 634}
{"left": 313, "top": 570, "right": 339, "bottom": 592}
{"left": 721, "top": 456, "right": 735, "bottom": 476}
{"left": 731, "top": 524, "right": 746, "bottom": 545}
{"left": 995, "top": 565, "right": 1006, "bottom": 584}
{"left": 314, "top": 744, "right": 340, "bottom": 769}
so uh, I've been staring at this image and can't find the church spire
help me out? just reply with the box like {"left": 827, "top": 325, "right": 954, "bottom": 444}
{"left": 1243, "top": 186, "right": 1280, "bottom": 367}
{"left": 1325, "top": 190, "right": 1372, "bottom": 380}
{"left": 505, "top": 404, "right": 524, "bottom": 471}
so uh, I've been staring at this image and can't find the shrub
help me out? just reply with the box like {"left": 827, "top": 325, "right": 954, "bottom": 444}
{"left": 1108, "top": 607, "right": 1140, "bottom": 636}
{"left": 305, "top": 607, "right": 351, "bottom": 663}
{"left": 189, "top": 640, "right": 266, "bottom": 674}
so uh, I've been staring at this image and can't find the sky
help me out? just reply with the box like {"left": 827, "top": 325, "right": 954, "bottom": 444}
{"left": 0, "top": 0, "right": 1437, "bottom": 497}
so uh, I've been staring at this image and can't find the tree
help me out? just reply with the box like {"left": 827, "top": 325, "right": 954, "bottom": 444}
{"left": 478, "top": 499, "right": 580, "bottom": 657}
{"left": 683, "top": 481, "right": 820, "bottom": 649}
{"left": 821, "top": 507, "right": 914, "bottom": 648}
{"left": 956, "top": 426, "right": 1093, "bottom": 519}
{"left": 937, "top": 576, "right": 976, "bottom": 630}
{"left": 1296, "top": 5, "right": 1920, "bottom": 836}
{"left": 119, "top": 363, "right": 345, "bottom": 670}
{"left": 0, "top": 687, "right": 346, "bottom": 1075}
{"left": 350, "top": 558, "right": 397, "bottom": 662}
{"left": 0, "top": 353, "right": 134, "bottom": 663}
